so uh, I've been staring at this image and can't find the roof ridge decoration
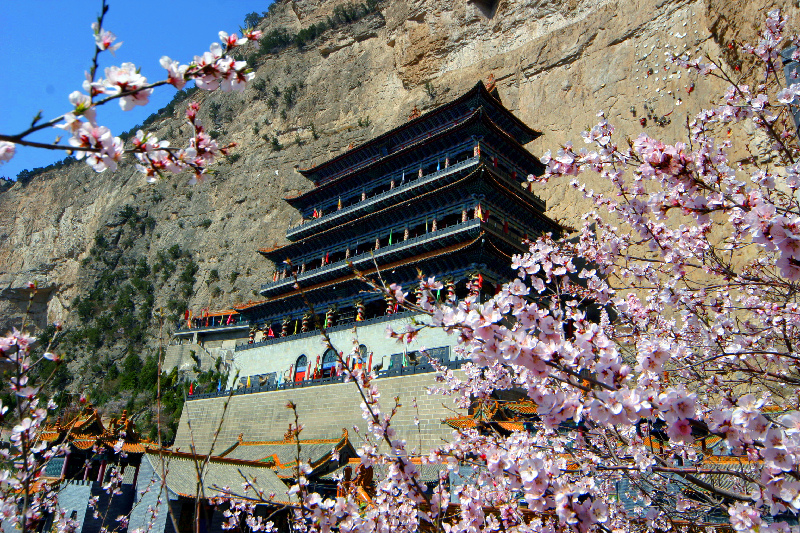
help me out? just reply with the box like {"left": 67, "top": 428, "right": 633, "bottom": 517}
{"left": 41, "top": 405, "right": 147, "bottom": 449}
{"left": 484, "top": 73, "right": 496, "bottom": 94}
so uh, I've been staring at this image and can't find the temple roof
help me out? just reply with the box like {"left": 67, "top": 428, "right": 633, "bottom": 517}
{"left": 234, "top": 299, "right": 269, "bottom": 311}
{"left": 286, "top": 105, "right": 545, "bottom": 209}
{"left": 297, "top": 81, "right": 540, "bottom": 186}
{"left": 40, "top": 405, "right": 149, "bottom": 454}
{"left": 443, "top": 399, "right": 538, "bottom": 433}
{"left": 143, "top": 448, "right": 293, "bottom": 503}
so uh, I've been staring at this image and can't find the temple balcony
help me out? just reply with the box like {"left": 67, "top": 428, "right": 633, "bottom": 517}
{"left": 287, "top": 155, "right": 480, "bottom": 241}
{"left": 286, "top": 151, "right": 545, "bottom": 242}
{"left": 261, "top": 217, "right": 483, "bottom": 297}
{"left": 186, "top": 357, "right": 467, "bottom": 400}
{"left": 285, "top": 108, "right": 546, "bottom": 214}
{"left": 235, "top": 309, "right": 417, "bottom": 351}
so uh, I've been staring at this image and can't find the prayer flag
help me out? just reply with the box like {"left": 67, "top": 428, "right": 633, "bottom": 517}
{"left": 217, "top": 379, "right": 221, "bottom": 392}
{"left": 246, "top": 375, "right": 251, "bottom": 387}
{"left": 477, "top": 273, "right": 484, "bottom": 288}
{"left": 189, "top": 383, "right": 193, "bottom": 395}
{"left": 389, "top": 228, "right": 393, "bottom": 245}
{"left": 267, "top": 327, "right": 274, "bottom": 338}
{"left": 294, "top": 319, "right": 299, "bottom": 335}
{"left": 338, "top": 197, "right": 342, "bottom": 210}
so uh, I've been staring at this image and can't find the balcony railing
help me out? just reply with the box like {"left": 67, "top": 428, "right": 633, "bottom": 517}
{"left": 186, "top": 357, "right": 466, "bottom": 401}
{"left": 234, "top": 310, "right": 416, "bottom": 352}
{"left": 261, "top": 218, "right": 482, "bottom": 294}
{"left": 287, "top": 155, "right": 480, "bottom": 239}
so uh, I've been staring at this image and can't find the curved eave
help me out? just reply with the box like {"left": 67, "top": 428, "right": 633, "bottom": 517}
{"left": 298, "top": 81, "right": 539, "bottom": 180}
{"left": 265, "top": 163, "right": 555, "bottom": 260}
{"left": 282, "top": 109, "right": 545, "bottom": 210}
{"left": 251, "top": 233, "right": 487, "bottom": 313}
{"left": 260, "top": 220, "right": 484, "bottom": 296}
{"left": 283, "top": 158, "right": 482, "bottom": 243}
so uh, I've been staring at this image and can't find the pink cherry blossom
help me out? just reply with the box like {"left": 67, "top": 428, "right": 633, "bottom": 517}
{"left": 0, "top": 141, "right": 15, "bottom": 164}
{"left": 103, "top": 63, "right": 153, "bottom": 111}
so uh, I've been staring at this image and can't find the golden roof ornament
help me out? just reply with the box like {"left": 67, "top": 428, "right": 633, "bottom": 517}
{"left": 485, "top": 73, "right": 496, "bottom": 92}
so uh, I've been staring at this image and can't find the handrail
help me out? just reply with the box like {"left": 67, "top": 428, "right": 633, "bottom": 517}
{"left": 287, "top": 155, "right": 480, "bottom": 236}
{"left": 174, "top": 322, "right": 250, "bottom": 334}
{"left": 186, "top": 358, "right": 466, "bottom": 400}
{"left": 261, "top": 218, "right": 482, "bottom": 293}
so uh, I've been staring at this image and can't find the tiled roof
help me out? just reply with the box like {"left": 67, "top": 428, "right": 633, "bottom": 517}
{"left": 495, "top": 421, "right": 524, "bottom": 432}
{"left": 504, "top": 401, "right": 537, "bottom": 414}
{"left": 444, "top": 417, "right": 477, "bottom": 429}
{"left": 39, "top": 406, "right": 149, "bottom": 456}
{"left": 298, "top": 81, "right": 540, "bottom": 181}
{"left": 199, "top": 309, "right": 239, "bottom": 318}
{"left": 144, "top": 450, "right": 293, "bottom": 504}
{"left": 234, "top": 300, "right": 269, "bottom": 311}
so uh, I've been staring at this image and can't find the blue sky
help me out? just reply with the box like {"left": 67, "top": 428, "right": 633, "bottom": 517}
{"left": 0, "top": 1, "right": 271, "bottom": 179}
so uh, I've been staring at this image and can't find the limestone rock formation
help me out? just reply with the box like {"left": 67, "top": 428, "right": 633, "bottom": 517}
{"left": 0, "top": 0, "right": 794, "bottom": 376}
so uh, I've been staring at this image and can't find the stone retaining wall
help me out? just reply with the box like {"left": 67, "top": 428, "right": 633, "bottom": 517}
{"left": 173, "top": 371, "right": 465, "bottom": 454}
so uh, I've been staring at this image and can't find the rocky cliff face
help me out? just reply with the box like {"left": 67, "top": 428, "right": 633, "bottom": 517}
{"left": 0, "top": 0, "right": 793, "bottom": 375}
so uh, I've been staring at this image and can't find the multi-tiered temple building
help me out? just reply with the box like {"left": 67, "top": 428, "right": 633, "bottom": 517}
{"left": 200, "top": 80, "right": 560, "bottom": 392}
